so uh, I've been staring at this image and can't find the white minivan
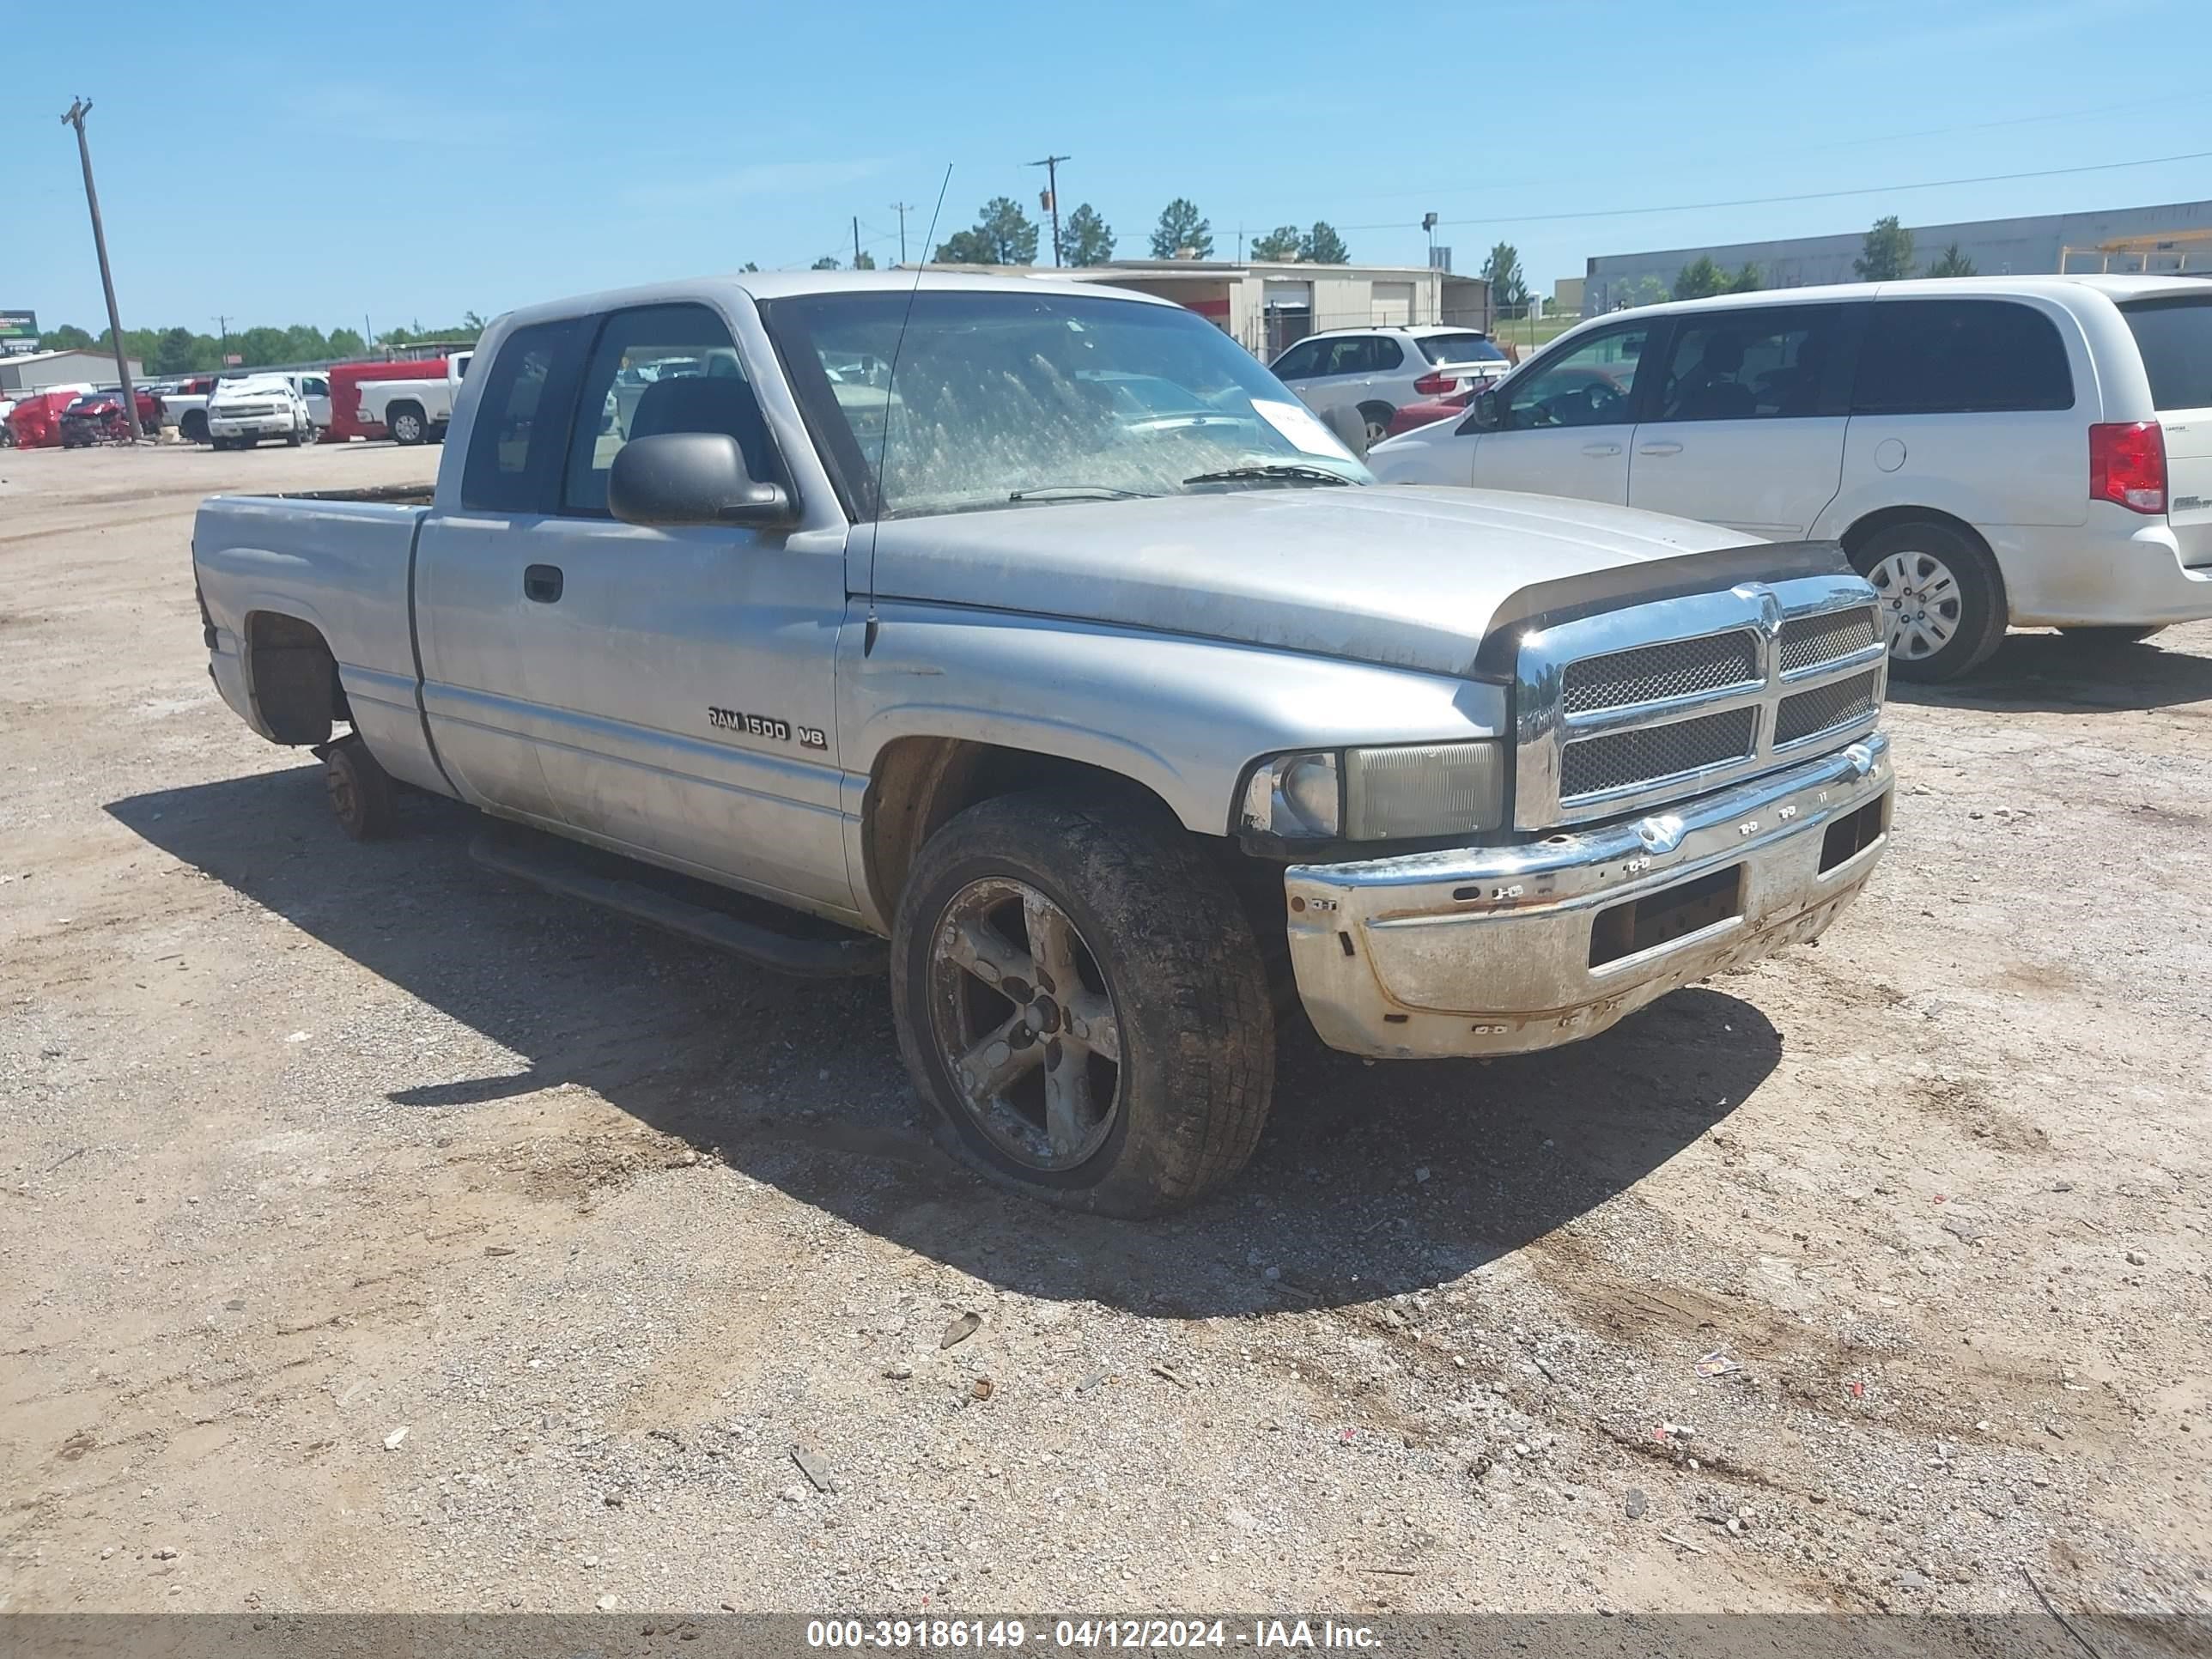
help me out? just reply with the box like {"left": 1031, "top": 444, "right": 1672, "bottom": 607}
{"left": 1367, "top": 276, "right": 2212, "bottom": 678}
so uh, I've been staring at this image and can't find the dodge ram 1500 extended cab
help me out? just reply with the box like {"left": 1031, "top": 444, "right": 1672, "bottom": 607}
{"left": 192, "top": 272, "right": 1894, "bottom": 1215}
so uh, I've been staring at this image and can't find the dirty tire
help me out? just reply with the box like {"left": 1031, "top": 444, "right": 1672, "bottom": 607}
{"left": 1850, "top": 519, "right": 2007, "bottom": 683}
{"left": 325, "top": 734, "right": 398, "bottom": 841}
{"left": 2058, "top": 624, "right": 2164, "bottom": 648}
{"left": 891, "top": 791, "right": 1275, "bottom": 1218}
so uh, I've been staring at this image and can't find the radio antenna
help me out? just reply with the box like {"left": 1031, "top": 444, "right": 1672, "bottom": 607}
{"left": 863, "top": 164, "right": 951, "bottom": 658}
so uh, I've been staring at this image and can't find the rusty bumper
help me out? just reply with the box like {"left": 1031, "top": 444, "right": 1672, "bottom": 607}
{"left": 1284, "top": 733, "right": 1891, "bottom": 1059}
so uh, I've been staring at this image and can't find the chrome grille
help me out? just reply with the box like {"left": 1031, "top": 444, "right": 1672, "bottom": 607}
{"left": 1775, "top": 669, "right": 1881, "bottom": 746}
{"left": 1778, "top": 608, "right": 1880, "bottom": 673}
{"left": 1560, "top": 631, "right": 1759, "bottom": 714}
{"left": 1560, "top": 708, "right": 1757, "bottom": 800}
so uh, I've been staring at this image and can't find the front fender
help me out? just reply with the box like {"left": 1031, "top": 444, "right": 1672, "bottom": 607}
{"left": 839, "top": 605, "right": 1510, "bottom": 837}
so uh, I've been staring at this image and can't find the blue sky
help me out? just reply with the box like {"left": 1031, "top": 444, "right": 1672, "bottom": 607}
{"left": 5, "top": 0, "right": 2204, "bottom": 336}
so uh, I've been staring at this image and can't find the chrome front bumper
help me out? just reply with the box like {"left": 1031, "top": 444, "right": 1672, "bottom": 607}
{"left": 1285, "top": 733, "right": 1891, "bottom": 1059}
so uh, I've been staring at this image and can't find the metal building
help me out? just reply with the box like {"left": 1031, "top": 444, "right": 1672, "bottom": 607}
{"left": 1046, "top": 261, "right": 1492, "bottom": 358}
{"left": 1582, "top": 198, "right": 2212, "bottom": 315}
{"left": 0, "top": 347, "right": 145, "bottom": 395}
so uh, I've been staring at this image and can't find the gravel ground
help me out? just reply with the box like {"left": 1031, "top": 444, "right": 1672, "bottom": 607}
{"left": 3, "top": 441, "right": 2209, "bottom": 1619}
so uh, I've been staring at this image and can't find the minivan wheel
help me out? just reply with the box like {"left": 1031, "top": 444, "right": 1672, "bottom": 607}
{"left": 891, "top": 791, "right": 1275, "bottom": 1217}
{"left": 1850, "top": 520, "right": 2007, "bottom": 682}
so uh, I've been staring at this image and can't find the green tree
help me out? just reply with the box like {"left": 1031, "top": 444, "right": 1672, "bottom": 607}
{"left": 326, "top": 326, "right": 367, "bottom": 358}
{"left": 1059, "top": 204, "right": 1115, "bottom": 265}
{"left": 1854, "top": 215, "right": 1915, "bottom": 281}
{"left": 1728, "top": 263, "right": 1763, "bottom": 293}
{"left": 1481, "top": 242, "right": 1530, "bottom": 311}
{"left": 853, "top": 250, "right": 877, "bottom": 270}
{"left": 811, "top": 256, "right": 842, "bottom": 270}
{"left": 47, "top": 323, "right": 96, "bottom": 349}
{"left": 1927, "top": 242, "right": 1977, "bottom": 278}
{"left": 936, "top": 197, "right": 1039, "bottom": 265}
{"left": 1299, "top": 222, "right": 1349, "bottom": 264}
{"left": 1150, "top": 198, "right": 1212, "bottom": 259}
{"left": 1251, "top": 224, "right": 1302, "bottom": 260}
{"left": 1620, "top": 276, "right": 1671, "bottom": 308}
{"left": 151, "top": 327, "right": 198, "bottom": 374}
{"left": 1671, "top": 256, "right": 1728, "bottom": 301}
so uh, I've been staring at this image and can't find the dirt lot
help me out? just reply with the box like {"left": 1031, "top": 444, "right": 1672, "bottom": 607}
{"left": 3, "top": 441, "right": 2209, "bottom": 1620}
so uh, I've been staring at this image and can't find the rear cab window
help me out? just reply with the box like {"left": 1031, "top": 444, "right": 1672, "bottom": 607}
{"left": 459, "top": 319, "right": 589, "bottom": 513}
{"left": 2119, "top": 296, "right": 2212, "bottom": 411}
{"left": 1852, "top": 299, "right": 2073, "bottom": 415}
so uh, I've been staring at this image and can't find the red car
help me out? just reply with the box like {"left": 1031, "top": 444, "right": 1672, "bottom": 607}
{"left": 1385, "top": 392, "right": 1472, "bottom": 437}
{"left": 59, "top": 387, "right": 161, "bottom": 447}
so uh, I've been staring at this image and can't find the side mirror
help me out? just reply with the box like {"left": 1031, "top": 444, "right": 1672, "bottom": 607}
{"left": 1321, "top": 402, "right": 1369, "bottom": 459}
{"left": 608, "top": 432, "right": 794, "bottom": 529}
{"left": 1462, "top": 388, "right": 1501, "bottom": 434}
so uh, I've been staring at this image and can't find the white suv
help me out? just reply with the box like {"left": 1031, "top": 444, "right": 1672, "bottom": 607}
{"left": 1271, "top": 325, "right": 1510, "bottom": 447}
{"left": 1367, "top": 276, "right": 2212, "bottom": 679}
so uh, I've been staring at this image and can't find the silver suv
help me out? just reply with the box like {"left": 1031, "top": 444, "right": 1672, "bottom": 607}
{"left": 1271, "top": 325, "right": 1510, "bottom": 446}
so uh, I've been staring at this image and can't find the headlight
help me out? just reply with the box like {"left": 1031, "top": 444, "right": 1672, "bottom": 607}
{"left": 1240, "top": 742, "right": 1503, "bottom": 842}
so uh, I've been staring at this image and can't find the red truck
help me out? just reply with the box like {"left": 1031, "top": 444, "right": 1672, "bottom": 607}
{"left": 326, "top": 358, "right": 450, "bottom": 442}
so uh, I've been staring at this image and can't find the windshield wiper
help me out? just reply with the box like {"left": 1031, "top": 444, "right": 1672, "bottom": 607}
{"left": 1182, "top": 463, "right": 1353, "bottom": 487}
{"left": 1006, "top": 483, "right": 1155, "bottom": 502}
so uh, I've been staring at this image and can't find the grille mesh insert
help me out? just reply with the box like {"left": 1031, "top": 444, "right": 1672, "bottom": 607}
{"left": 1560, "top": 632, "right": 1759, "bottom": 714}
{"left": 1560, "top": 708, "right": 1758, "bottom": 800}
{"left": 1778, "top": 609, "right": 1881, "bottom": 674}
{"left": 1775, "top": 670, "right": 1880, "bottom": 746}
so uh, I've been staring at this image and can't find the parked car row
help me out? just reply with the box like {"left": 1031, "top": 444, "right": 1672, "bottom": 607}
{"left": 1364, "top": 275, "right": 2212, "bottom": 678}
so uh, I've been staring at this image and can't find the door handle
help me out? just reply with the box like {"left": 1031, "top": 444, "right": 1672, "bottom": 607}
{"left": 524, "top": 564, "right": 564, "bottom": 604}
{"left": 1638, "top": 441, "right": 1684, "bottom": 456}
{"left": 1581, "top": 443, "right": 1622, "bottom": 457}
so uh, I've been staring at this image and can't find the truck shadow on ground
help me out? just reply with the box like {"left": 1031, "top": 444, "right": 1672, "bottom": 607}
{"left": 107, "top": 769, "right": 1783, "bottom": 1317}
{"left": 1887, "top": 631, "right": 2212, "bottom": 714}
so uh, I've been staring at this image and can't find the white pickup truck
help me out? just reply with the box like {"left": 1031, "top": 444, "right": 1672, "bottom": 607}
{"left": 356, "top": 351, "right": 472, "bottom": 445}
{"left": 191, "top": 271, "right": 1894, "bottom": 1215}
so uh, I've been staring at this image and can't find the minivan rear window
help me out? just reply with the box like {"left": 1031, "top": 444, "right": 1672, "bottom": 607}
{"left": 2120, "top": 296, "right": 2212, "bottom": 411}
{"left": 1852, "top": 299, "right": 2073, "bottom": 415}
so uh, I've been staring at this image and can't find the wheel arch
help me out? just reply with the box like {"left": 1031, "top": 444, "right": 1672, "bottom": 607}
{"left": 1837, "top": 505, "right": 2010, "bottom": 619}
{"left": 242, "top": 609, "right": 349, "bottom": 744}
{"left": 860, "top": 737, "right": 1186, "bottom": 933}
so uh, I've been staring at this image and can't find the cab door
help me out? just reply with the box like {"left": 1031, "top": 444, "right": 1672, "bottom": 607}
{"left": 1468, "top": 319, "right": 1656, "bottom": 504}
{"left": 512, "top": 301, "right": 854, "bottom": 916}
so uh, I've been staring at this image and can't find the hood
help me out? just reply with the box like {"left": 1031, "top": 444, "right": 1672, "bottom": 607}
{"left": 862, "top": 485, "right": 1760, "bottom": 678}
{"left": 212, "top": 379, "right": 292, "bottom": 404}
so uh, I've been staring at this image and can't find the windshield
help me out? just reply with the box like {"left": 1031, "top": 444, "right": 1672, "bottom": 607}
{"left": 2121, "top": 296, "right": 2212, "bottom": 411}
{"left": 761, "top": 289, "right": 1370, "bottom": 519}
{"left": 1419, "top": 332, "right": 1506, "bottom": 364}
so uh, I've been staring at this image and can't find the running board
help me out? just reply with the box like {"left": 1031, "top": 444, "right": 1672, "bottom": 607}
{"left": 469, "top": 832, "right": 888, "bottom": 980}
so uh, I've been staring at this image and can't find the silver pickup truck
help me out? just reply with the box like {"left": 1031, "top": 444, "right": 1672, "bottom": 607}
{"left": 192, "top": 271, "right": 1893, "bottom": 1215}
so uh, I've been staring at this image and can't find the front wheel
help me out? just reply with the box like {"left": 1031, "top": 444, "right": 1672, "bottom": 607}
{"left": 1850, "top": 520, "right": 2008, "bottom": 682}
{"left": 890, "top": 792, "right": 1276, "bottom": 1217}
{"left": 324, "top": 734, "right": 397, "bottom": 840}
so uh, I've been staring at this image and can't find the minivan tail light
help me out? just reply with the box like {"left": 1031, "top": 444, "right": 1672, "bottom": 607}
{"left": 1413, "top": 371, "right": 1459, "bottom": 397}
{"left": 2090, "top": 421, "right": 2166, "bottom": 514}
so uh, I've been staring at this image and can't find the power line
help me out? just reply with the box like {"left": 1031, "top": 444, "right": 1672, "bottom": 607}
{"left": 1328, "top": 147, "right": 2212, "bottom": 234}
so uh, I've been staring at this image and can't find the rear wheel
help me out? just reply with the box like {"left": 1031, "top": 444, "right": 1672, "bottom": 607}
{"left": 180, "top": 410, "right": 209, "bottom": 444}
{"left": 2058, "top": 624, "right": 2165, "bottom": 648}
{"left": 1850, "top": 520, "right": 2007, "bottom": 682}
{"left": 387, "top": 404, "right": 426, "bottom": 446}
{"left": 324, "top": 735, "right": 397, "bottom": 841}
{"left": 1358, "top": 401, "right": 1395, "bottom": 448}
{"left": 890, "top": 792, "right": 1275, "bottom": 1217}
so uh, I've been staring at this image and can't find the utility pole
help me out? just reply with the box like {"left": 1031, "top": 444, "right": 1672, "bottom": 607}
{"left": 59, "top": 98, "right": 145, "bottom": 439}
{"left": 853, "top": 215, "right": 862, "bottom": 269}
{"left": 1026, "top": 155, "right": 1071, "bottom": 266}
{"left": 213, "top": 315, "right": 232, "bottom": 368}
{"left": 890, "top": 202, "right": 914, "bottom": 265}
